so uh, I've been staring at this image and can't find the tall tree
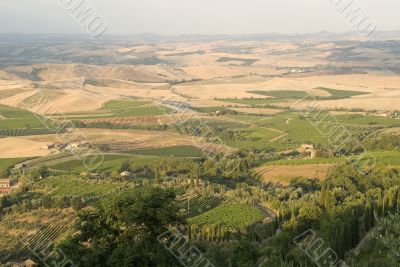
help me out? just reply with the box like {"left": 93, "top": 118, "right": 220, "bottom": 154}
{"left": 59, "top": 187, "right": 181, "bottom": 267}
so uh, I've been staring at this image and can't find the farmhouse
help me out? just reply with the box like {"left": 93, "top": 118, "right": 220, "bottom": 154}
{"left": 120, "top": 171, "right": 132, "bottom": 178}
{"left": 298, "top": 144, "right": 317, "bottom": 159}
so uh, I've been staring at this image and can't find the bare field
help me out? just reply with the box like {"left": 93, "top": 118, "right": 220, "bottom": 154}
{"left": 0, "top": 137, "right": 51, "bottom": 158}
{"left": 254, "top": 164, "right": 333, "bottom": 185}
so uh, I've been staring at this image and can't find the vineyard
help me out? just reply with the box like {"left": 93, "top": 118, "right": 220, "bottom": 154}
{"left": 0, "top": 128, "right": 65, "bottom": 137}
{"left": 38, "top": 176, "right": 121, "bottom": 197}
{"left": 188, "top": 203, "right": 264, "bottom": 228}
{"left": 179, "top": 194, "right": 223, "bottom": 218}
{"left": 12, "top": 152, "right": 74, "bottom": 171}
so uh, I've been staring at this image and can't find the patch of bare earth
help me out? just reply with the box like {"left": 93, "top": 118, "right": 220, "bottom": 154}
{"left": 254, "top": 164, "right": 334, "bottom": 185}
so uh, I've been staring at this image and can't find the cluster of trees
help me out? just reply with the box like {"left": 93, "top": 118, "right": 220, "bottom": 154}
{"left": 363, "top": 134, "right": 400, "bottom": 151}
{"left": 70, "top": 120, "right": 169, "bottom": 132}
{"left": 58, "top": 187, "right": 181, "bottom": 266}
{"left": 183, "top": 220, "right": 279, "bottom": 243}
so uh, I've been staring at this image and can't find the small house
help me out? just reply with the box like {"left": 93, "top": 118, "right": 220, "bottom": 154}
{"left": 120, "top": 171, "right": 132, "bottom": 178}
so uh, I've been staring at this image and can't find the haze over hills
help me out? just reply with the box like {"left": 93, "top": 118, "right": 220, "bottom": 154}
{"left": 0, "top": 31, "right": 400, "bottom": 266}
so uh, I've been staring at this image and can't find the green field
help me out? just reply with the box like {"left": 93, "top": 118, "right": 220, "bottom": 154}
{"left": 50, "top": 100, "right": 171, "bottom": 120}
{"left": 224, "top": 114, "right": 274, "bottom": 124}
{"left": 224, "top": 127, "right": 283, "bottom": 149}
{"left": 0, "top": 104, "right": 53, "bottom": 129}
{"left": 188, "top": 204, "right": 265, "bottom": 228}
{"left": 180, "top": 195, "right": 223, "bottom": 218}
{"left": 367, "top": 150, "right": 400, "bottom": 166}
{"left": 248, "top": 90, "right": 309, "bottom": 99}
{"left": 265, "top": 151, "right": 400, "bottom": 166}
{"left": 0, "top": 157, "right": 33, "bottom": 170}
{"left": 216, "top": 57, "right": 258, "bottom": 66}
{"left": 51, "top": 154, "right": 159, "bottom": 173}
{"left": 265, "top": 157, "right": 342, "bottom": 165}
{"left": 126, "top": 146, "right": 204, "bottom": 157}
{"left": 218, "top": 98, "right": 286, "bottom": 105}
{"left": 38, "top": 176, "right": 120, "bottom": 197}
{"left": 336, "top": 114, "right": 400, "bottom": 127}
{"left": 247, "top": 88, "right": 369, "bottom": 100}
{"left": 316, "top": 87, "right": 370, "bottom": 99}
{"left": 101, "top": 100, "right": 150, "bottom": 109}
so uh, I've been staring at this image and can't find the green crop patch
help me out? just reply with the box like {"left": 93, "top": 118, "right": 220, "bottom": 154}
{"left": 101, "top": 100, "right": 150, "bottom": 110}
{"left": 216, "top": 57, "right": 259, "bottom": 66}
{"left": 218, "top": 98, "right": 286, "bottom": 105}
{"left": 248, "top": 90, "right": 310, "bottom": 99}
{"left": 179, "top": 195, "right": 223, "bottom": 218}
{"left": 316, "top": 87, "right": 370, "bottom": 99}
{"left": 188, "top": 204, "right": 265, "bottom": 228}
{"left": 0, "top": 104, "right": 58, "bottom": 129}
{"left": 0, "top": 157, "right": 33, "bottom": 170}
{"left": 38, "top": 176, "right": 120, "bottom": 197}
{"left": 336, "top": 114, "right": 400, "bottom": 127}
{"left": 126, "top": 146, "right": 204, "bottom": 157}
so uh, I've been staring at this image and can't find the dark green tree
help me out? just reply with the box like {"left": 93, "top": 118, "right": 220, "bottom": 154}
{"left": 59, "top": 187, "right": 181, "bottom": 267}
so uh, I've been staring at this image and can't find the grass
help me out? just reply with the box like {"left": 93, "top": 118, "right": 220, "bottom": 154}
{"left": 264, "top": 151, "right": 400, "bottom": 166}
{"left": 22, "top": 90, "right": 65, "bottom": 106}
{"left": 218, "top": 98, "right": 286, "bottom": 105}
{"left": 216, "top": 57, "right": 258, "bottom": 66}
{"left": 51, "top": 154, "right": 160, "bottom": 173}
{"left": 224, "top": 114, "right": 274, "bottom": 124}
{"left": 188, "top": 204, "right": 264, "bottom": 228}
{"left": 0, "top": 157, "right": 33, "bottom": 170}
{"left": 59, "top": 100, "right": 171, "bottom": 119}
{"left": 0, "top": 104, "right": 57, "bottom": 129}
{"left": 224, "top": 127, "right": 283, "bottom": 149}
{"left": 266, "top": 157, "right": 342, "bottom": 165}
{"left": 101, "top": 100, "right": 150, "bottom": 109}
{"left": 367, "top": 150, "right": 400, "bottom": 166}
{"left": 316, "top": 87, "right": 370, "bottom": 99}
{"left": 38, "top": 176, "right": 120, "bottom": 197}
{"left": 248, "top": 90, "right": 310, "bottom": 99}
{"left": 336, "top": 114, "right": 400, "bottom": 127}
{"left": 126, "top": 146, "right": 204, "bottom": 157}
{"left": 247, "top": 88, "right": 370, "bottom": 100}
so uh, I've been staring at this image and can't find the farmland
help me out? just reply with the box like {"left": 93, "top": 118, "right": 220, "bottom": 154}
{"left": 0, "top": 104, "right": 54, "bottom": 129}
{"left": 37, "top": 176, "right": 121, "bottom": 197}
{"left": 254, "top": 164, "right": 333, "bottom": 185}
{"left": 179, "top": 195, "right": 223, "bottom": 218}
{"left": 1, "top": 33, "right": 400, "bottom": 266}
{"left": 188, "top": 204, "right": 265, "bottom": 228}
{"left": 126, "top": 145, "right": 204, "bottom": 157}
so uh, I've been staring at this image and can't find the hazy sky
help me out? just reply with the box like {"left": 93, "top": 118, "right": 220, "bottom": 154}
{"left": 0, "top": 0, "right": 399, "bottom": 35}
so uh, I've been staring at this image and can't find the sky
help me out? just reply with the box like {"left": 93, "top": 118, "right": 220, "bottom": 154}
{"left": 0, "top": 0, "right": 399, "bottom": 35}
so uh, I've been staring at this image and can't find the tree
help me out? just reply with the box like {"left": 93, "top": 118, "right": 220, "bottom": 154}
{"left": 59, "top": 187, "right": 181, "bottom": 267}
{"left": 203, "top": 159, "right": 217, "bottom": 177}
{"left": 191, "top": 163, "right": 201, "bottom": 187}
{"left": 154, "top": 164, "right": 161, "bottom": 184}
{"left": 29, "top": 165, "right": 50, "bottom": 181}
{"left": 71, "top": 197, "right": 84, "bottom": 211}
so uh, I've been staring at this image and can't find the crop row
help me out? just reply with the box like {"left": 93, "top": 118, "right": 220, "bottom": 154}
{"left": 0, "top": 128, "right": 65, "bottom": 136}
{"left": 180, "top": 195, "right": 223, "bottom": 218}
